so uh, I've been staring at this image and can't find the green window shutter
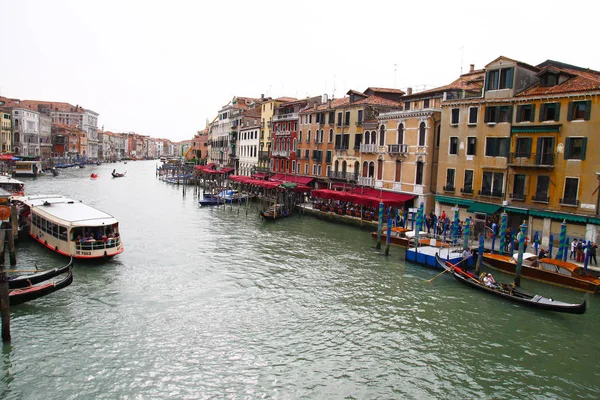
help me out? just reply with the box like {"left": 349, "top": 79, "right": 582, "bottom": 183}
{"left": 530, "top": 104, "right": 536, "bottom": 122}
{"left": 554, "top": 102, "right": 561, "bottom": 121}
{"left": 539, "top": 103, "right": 546, "bottom": 121}
{"left": 536, "top": 138, "right": 543, "bottom": 163}
{"left": 516, "top": 105, "right": 522, "bottom": 122}
{"left": 484, "top": 107, "right": 490, "bottom": 123}
{"left": 495, "top": 107, "right": 500, "bottom": 122}
{"left": 567, "top": 102, "right": 575, "bottom": 121}
{"left": 581, "top": 137, "right": 587, "bottom": 160}
{"left": 564, "top": 138, "right": 572, "bottom": 159}
{"left": 524, "top": 137, "right": 532, "bottom": 156}
{"left": 507, "top": 106, "right": 513, "bottom": 123}
{"left": 584, "top": 100, "right": 592, "bottom": 120}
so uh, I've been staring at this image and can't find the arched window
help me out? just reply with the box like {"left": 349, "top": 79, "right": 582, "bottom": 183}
{"left": 363, "top": 131, "right": 370, "bottom": 145}
{"left": 334, "top": 160, "right": 339, "bottom": 173}
{"left": 419, "top": 122, "right": 426, "bottom": 146}
{"left": 280, "top": 159, "right": 285, "bottom": 171}
{"left": 362, "top": 161, "right": 369, "bottom": 177}
{"left": 293, "top": 138, "right": 297, "bottom": 151}
{"left": 329, "top": 129, "right": 334, "bottom": 143}
{"left": 377, "top": 159, "right": 383, "bottom": 180}
{"left": 416, "top": 161, "right": 424, "bottom": 184}
{"left": 342, "top": 161, "right": 347, "bottom": 174}
{"left": 395, "top": 160, "right": 401, "bottom": 182}
{"left": 379, "top": 125, "right": 386, "bottom": 146}
{"left": 354, "top": 161, "right": 360, "bottom": 180}
{"left": 307, "top": 130, "right": 311, "bottom": 143}
{"left": 368, "top": 161, "right": 375, "bottom": 178}
{"left": 397, "top": 123, "right": 404, "bottom": 144}
{"left": 436, "top": 125, "right": 441, "bottom": 147}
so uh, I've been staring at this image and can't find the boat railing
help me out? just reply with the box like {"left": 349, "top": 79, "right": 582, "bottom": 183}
{"left": 76, "top": 237, "right": 122, "bottom": 251}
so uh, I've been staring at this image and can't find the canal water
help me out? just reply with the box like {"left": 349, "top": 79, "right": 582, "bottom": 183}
{"left": 2, "top": 161, "right": 599, "bottom": 399}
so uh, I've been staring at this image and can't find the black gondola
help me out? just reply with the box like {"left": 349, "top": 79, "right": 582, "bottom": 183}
{"left": 9, "top": 266, "right": 73, "bottom": 306}
{"left": 111, "top": 169, "right": 126, "bottom": 178}
{"left": 434, "top": 254, "right": 586, "bottom": 314}
{"left": 260, "top": 204, "right": 289, "bottom": 221}
{"left": 8, "top": 257, "right": 73, "bottom": 289}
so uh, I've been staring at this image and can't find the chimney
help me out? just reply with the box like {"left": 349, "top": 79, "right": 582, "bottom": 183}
{"left": 322, "top": 93, "right": 328, "bottom": 104}
{"left": 260, "top": 94, "right": 264, "bottom": 100}
{"left": 406, "top": 87, "right": 413, "bottom": 95}
{"left": 469, "top": 64, "right": 475, "bottom": 73}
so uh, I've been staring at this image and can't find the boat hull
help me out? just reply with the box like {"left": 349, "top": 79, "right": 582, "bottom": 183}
{"left": 483, "top": 254, "right": 600, "bottom": 294}
{"left": 9, "top": 266, "right": 73, "bottom": 306}
{"left": 9, "top": 258, "right": 73, "bottom": 289}
{"left": 435, "top": 254, "right": 586, "bottom": 314}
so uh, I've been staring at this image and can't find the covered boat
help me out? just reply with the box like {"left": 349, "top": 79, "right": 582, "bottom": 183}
{"left": 9, "top": 265, "right": 73, "bottom": 306}
{"left": 260, "top": 204, "right": 289, "bottom": 221}
{"left": 8, "top": 257, "right": 73, "bottom": 289}
{"left": 435, "top": 254, "right": 586, "bottom": 314}
{"left": 483, "top": 252, "right": 600, "bottom": 294}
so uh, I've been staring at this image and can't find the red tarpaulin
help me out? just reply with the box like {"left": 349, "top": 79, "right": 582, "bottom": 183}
{"left": 311, "top": 188, "right": 414, "bottom": 207}
{"left": 270, "top": 173, "right": 314, "bottom": 185}
{"left": 252, "top": 173, "right": 269, "bottom": 179}
{"left": 221, "top": 167, "right": 234, "bottom": 173}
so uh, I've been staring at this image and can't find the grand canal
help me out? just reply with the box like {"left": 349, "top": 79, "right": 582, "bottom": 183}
{"left": 1, "top": 160, "right": 598, "bottom": 399}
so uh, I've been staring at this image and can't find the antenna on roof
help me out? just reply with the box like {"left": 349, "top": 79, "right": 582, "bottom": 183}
{"left": 332, "top": 75, "right": 336, "bottom": 99}
{"left": 459, "top": 46, "right": 464, "bottom": 75}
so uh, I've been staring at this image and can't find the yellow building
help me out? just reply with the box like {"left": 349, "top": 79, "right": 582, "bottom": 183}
{"left": 0, "top": 109, "right": 11, "bottom": 153}
{"left": 438, "top": 56, "right": 600, "bottom": 244}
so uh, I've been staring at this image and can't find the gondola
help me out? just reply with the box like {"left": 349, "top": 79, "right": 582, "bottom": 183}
{"left": 111, "top": 169, "right": 126, "bottom": 178}
{"left": 434, "top": 254, "right": 586, "bottom": 314}
{"left": 9, "top": 257, "right": 73, "bottom": 289}
{"left": 260, "top": 204, "right": 289, "bottom": 221}
{"left": 9, "top": 265, "right": 73, "bottom": 306}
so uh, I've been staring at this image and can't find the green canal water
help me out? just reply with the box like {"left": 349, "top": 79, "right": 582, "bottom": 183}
{"left": 2, "top": 161, "right": 599, "bottom": 399}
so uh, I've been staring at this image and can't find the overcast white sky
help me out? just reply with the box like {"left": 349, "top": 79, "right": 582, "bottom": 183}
{"left": 1, "top": 0, "right": 596, "bottom": 142}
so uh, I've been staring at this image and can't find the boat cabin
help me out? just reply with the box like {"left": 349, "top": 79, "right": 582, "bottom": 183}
{"left": 14, "top": 160, "right": 43, "bottom": 177}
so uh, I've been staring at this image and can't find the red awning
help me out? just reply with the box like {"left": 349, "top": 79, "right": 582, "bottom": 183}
{"left": 312, "top": 188, "right": 415, "bottom": 207}
{"left": 252, "top": 173, "right": 269, "bottom": 179}
{"left": 270, "top": 173, "right": 314, "bottom": 185}
{"left": 220, "top": 167, "right": 234, "bottom": 173}
{"left": 205, "top": 163, "right": 215, "bottom": 169}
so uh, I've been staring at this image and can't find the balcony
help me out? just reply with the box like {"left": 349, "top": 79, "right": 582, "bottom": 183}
{"left": 360, "top": 144, "right": 377, "bottom": 153}
{"left": 258, "top": 150, "right": 271, "bottom": 160}
{"left": 510, "top": 193, "right": 526, "bottom": 201}
{"left": 388, "top": 144, "right": 408, "bottom": 155}
{"left": 358, "top": 176, "right": 373, "bottom": 187}
{"left": 461, "top": 187, "right": 474, "bottom": 195}
{"left": 328, "top": 171, "right": 358, "bottom": 181}
{"left": 273, "top": 112, "right": 298, "bottom": 121}
{"left": 479, "top": 189, "right": 504, "bottom": 198}
{"left": 560, "top": 198, "right": 579, "bottom": 207}
{"left": 355, "top": 120, "right": 363, "bottom": 126}
{"left": 507, "top": 152, "right": 556, "bottom": 168}
{"left": 272, "top": 150, "right": 290, "bottom": 157}
{"left": 532, "top": 194, "right": 549, "bottom": 203}
{"left": 443, "top": 185, "right": 455, "bottom": 193}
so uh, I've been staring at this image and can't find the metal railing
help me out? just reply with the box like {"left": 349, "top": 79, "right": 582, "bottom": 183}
{"left": 507, "top": 152, "right": 556, "bottom": 167}
{"left": 273, "top": 113, "right": 298, "bottom": 121}
{"left": 461, "top": 187, "right": 473, "bottom": 194}
{"left": 272, "top": 150, "right": 290, "bottom": 157}
{"left": 510, "top": 193, "right": 526, "bottom": 201}
{"left": 479, "top": 189, "right": 504, "bottom": 198}
{"left": 443, "top": 185, "right": 455, "bottom": 192}
{"left": 559, "top": 198, "right": 579, "bottom": 206}
{"left": 75, "top": 237, "right": 122, "bottom": 251}
{"left": 532, "top": 194, "right": 549, "bottom": 203}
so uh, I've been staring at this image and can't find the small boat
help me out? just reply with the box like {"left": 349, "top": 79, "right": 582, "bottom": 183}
{"left": 14, "top": 160, "right": 43, "bottom": 177}
{"left": 199, "top": 193, "right": 224, "bottom": 206}
{"left": 220, "top": 190, "right": 247, "bottom": 204}
{"left": 0, "top": 174, "right": 25, "bottom": 196}
{"left": 9, "top": 265, "right": 73, "bottom": 306}
{"left": 8, "top": 258, "right": 73, "bottom": 289}
{"left": 483, "top": 252, "right": 600, "bottom": 294}
{"left": 435, "top": 254, "right": 586, "bottom": 314}
{"left": 111, "top": 170, "right": 126, "bottom": 178}
{"left": 90, "top": 173, "right": 99, "bottom": 180}
{"left": 260, "top": 204, "right": 289, "bottom": 220}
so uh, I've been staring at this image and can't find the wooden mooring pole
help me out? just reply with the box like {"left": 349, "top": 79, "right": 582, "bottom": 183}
{"left": 0, "top": 227, "right": 10, "bottom": 342}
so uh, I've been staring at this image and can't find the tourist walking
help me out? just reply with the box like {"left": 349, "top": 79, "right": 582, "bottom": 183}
{"left": 590, "top": 242, "right": 598, "bottom": 266}
{"left": 570, "top": 238, "right": 577, "bottom": 260}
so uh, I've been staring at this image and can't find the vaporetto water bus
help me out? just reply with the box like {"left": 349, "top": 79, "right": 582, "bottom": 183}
{"left": 13, "top": 194, "right": 124, "bottom": 259}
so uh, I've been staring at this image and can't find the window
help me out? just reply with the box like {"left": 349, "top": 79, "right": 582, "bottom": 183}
{"left": 484, "top": 105, "right": 512, "bottom": 123}
{"left": 468, "top": 107, "right": 478, "bottom": 124}
{"left": 337, "top": 112, "right": 342, "bottom": 126}
{"left": 304, "top": 149, "right": 309, "bottom": 159}
{"left": 485, "top": 106, "right": 497, "bottom": 123}
{"left": 328, "top": 129, "right": 333, "bottom": 143}
{"left": 568, "top": 100, "right": 591, "bottom": 121}
{"left": 436, "top": 126, "right": 440, "bottom": 147}
{"left": 397, "top": 124, "right": 404, "bottom": 144}
{"left": 564, "top": 137, "right": 587, "bottom": 160}
{"left": 515, "top": 137, "right": 532, "bottom": 157}
{"left": 418, "top": 122, "right": 426, "bottom": 146}
{"left": 463, "top": 170, "right": 473, "bottom": 193}
{"left": 298, "top": 131, "right": 302, "bottom": 142}
{"left": 377, "top": 159, "right": 383, "bottom": 180}
{"left": 517, "top": 104, "right": 535, "bottom": 123}
{"left": 512, "top": 174, "right": 526, "bottom": 200}
{"left": 540, "top": 102, "right": 560, "bottom": 121}
{"left": 326, "top": 150, "right": 332, "bottom": 163}
{"left": 357, "top": 110, "right": 363, "bottom": 125}
{"left": 499, "top": 106, "right": 512, "bottom": 122}
{"left": 451, "top": 108, "right": 459, "bottom": 125}
{"left": 329, "top": 111, "right": 335, "bottom": 124}
{"left": 304, "top": 164, "right": 309, "bottom": 174}
{"left": 344, "top": 111, "right": 350, "bottom": 126}
{"left": 540, "top": 73, "right": 558, "bottom": 87}
{"left": 379, "top": 125, "right": 385, "bottom": 146}
{"left": 445, "top": 169, "right": 455, "bottom": 190}
{"left": 562, "top": 177, "right": 579, "bottom": 205}
{"left": 485, "top": 137, "right": 509, "bottom": 157}
{"left": 394, "top": 161, "right": 401, "bottom": 182}
{"left": 534, "top": 175, "right": 550, "bottom": 202}
{"left": 466, "top": 137, "right": 476, "bottom": 156}
{"left": 486, "top": 67, "right": 514, "bottom": 90}
{"left": 449, "top": 137, "right": 458, "bottom": 155}
{"left": 405, "top": 101, "right": 411, "bottom": 111}
{"left": 423, "top": 99, "right": 430, "bottom": 108}
{"left": 415, "top": 161, "right": 424, "bottom": 185}
{"left": 481, "top": 171, "right": 504, "bottom": 197}
{"left": 307, "top": 130, "right": 311, "bottom": 143}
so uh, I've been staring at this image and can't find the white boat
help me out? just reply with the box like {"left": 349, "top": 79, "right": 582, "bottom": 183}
{"left": 13, "top": 194, "right": 124, "bottom": 260}
{"left": 0, "top": 175, "right": 25, "bottom": 195}
{"left": 14, "top": 160, "right": 43, "bottom": 177}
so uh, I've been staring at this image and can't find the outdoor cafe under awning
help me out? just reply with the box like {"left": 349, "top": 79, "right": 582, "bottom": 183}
{"left": 467, "top": 201, "right": 502, "bottom": 215}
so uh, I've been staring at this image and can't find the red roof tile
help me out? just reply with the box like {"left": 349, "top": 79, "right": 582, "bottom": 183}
{"left": 517, "top": 65, "right": 600, "bottom": 97}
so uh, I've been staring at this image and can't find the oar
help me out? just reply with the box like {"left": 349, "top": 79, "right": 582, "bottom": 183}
{"left": 426, "top": 255, "right": 470, "bottom": 283}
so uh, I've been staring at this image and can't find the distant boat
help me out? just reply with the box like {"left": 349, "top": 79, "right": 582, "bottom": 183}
{"left": 111, "top": 170, "right": 126, "bottom": 178}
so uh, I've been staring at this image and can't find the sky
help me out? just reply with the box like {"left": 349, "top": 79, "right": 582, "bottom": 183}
{"left": 1, "top": 0, "right": 597, "bottom": 142}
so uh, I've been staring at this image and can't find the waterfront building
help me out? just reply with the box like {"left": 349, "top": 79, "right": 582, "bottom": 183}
{"left": 39, "top": 114, "right": 52, "bottom": 160}
{"left": 297, "top": 95, "right": 348, "bottom": 188}
{"left": 271, "top": 97, "right": 321, "bottom": 175}
{"left": 12, "top": 106, "right": 40, "bottom": 157}
{"left": 236, "top": 107, "right": 262, "bottom": 176}
{"left": 331, "top": 88, "right": 403, "bottom": 188}
{"left": 0, "top": 109, "right": 11, "bottom": 153}
{"left": 437, "top": 56, "right": 600, "bottom": 242}
{"left": 256, "top": 96, "right": 296, "bottom": 176}
{"left": 377, "top": 72, "right": 484, "bottom": 211}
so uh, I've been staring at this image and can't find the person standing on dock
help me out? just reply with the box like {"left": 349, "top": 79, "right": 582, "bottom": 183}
{"left": 570, "top": 238, "right": 577, "bottom": 260}
{"left": 590, "top": 242, "right": 597, "bottom": 266}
